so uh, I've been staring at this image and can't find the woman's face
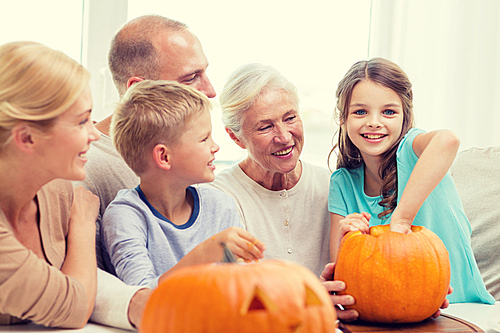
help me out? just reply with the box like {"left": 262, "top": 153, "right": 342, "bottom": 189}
{"left": 235, "top": 88, "right": 304, "bottom": 175}
{"left": 37, "top": 85, "right": 100, "bottom": 181}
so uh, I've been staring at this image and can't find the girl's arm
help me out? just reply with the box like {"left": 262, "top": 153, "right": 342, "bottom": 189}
{"left": 330, "top": 212, "right": 370, "bottom": 261}
{"left": 390, "top": 130, "right": 460, "bottom": 233}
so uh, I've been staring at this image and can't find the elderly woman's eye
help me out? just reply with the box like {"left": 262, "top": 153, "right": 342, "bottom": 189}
{"left": 258, "top": 125, "right": 271, "bottom": 131}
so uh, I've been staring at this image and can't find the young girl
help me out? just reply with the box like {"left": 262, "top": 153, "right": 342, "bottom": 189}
{"left": 328, "top": 57, "right": 494, "bottom": 304}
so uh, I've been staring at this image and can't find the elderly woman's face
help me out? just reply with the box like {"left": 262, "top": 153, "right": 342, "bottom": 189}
{"left": 237, "top": 88, "right": 304, "bottom": 174}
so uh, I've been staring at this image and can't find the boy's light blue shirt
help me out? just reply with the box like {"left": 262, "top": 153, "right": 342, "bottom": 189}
{"left": 329, "top": 128, "right": 495, "bottom": 304}
{"left": 101, "top": 185, "right": 242, "bottom": 288}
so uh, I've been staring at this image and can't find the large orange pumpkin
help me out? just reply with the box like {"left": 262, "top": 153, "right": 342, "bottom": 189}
{"left": 140, "top": 260, "right": 337, "bottom": 333}
{"left": 334, "top": 225, "right": 450, "bottom": 323}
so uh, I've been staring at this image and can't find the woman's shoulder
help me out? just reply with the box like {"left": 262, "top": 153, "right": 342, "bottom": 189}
{"left": 207, "top": 163, "right": 251, "bottom": 194}
{"left": 39, "top": 179, "right": 74, "bottom": 201}
{"left": 302, "top": 161, "right": 331, "bottom": 178}
{"left": 37, "top": 179, "right": 74, "bottom": 234}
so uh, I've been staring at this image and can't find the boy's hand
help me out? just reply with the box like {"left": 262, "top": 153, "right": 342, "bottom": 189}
{"left": 213, "top": 227, "right": 265, "bottom": 262}
{"left": 339, "top": 212, "right": 370, "bottom": 242}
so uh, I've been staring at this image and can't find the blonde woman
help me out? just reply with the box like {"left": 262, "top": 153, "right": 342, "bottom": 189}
{"left": 0, "top": 41, "right": 100, "bottom": 328}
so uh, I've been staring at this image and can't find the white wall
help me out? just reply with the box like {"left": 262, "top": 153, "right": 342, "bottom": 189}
{"left": 369, "top": 0, "right": 500, "bottom": 152}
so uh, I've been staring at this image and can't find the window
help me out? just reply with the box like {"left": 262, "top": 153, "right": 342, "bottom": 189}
{"left": 0, "top": 1, "right": 83, "bottom": 62}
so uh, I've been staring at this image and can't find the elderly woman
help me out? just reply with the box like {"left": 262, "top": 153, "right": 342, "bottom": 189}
{"left": 208, "top": 63, "right": 360, "bottom": 321}
{"left": 209, "top": 63, "right": 330, "bottom": 276}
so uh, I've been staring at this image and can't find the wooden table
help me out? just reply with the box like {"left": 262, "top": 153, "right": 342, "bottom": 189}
{"left": 0, "top": 302, "right": 498, "bottom": 332}
{"left": 340, "top": 302, "right": 500, "bottom": 333}
{"left": 342, "top": 314, "right": 483, "bottom": 332}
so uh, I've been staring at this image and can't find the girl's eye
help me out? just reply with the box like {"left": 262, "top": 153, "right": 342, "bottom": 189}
{"left": 354, "top": 109, "right": 367, "bottom": 115}
{"left": 383, "top": 109, "right": 396, "bottom": 115}
{"left": 79, "top": 118, "right": 89, "bottom": 126}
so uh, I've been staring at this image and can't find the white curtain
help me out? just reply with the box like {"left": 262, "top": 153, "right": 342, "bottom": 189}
{"left": 368, "top": 0, "right": 500, "bottom": 151}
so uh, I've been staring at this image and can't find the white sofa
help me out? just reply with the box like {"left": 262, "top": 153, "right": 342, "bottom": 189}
{"left": 450, "top": 146, "right": 500, "bottom": 301}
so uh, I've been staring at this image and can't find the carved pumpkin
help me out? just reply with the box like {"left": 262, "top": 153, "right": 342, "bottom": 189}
{"left": 334, "top": 225, "right": 451, "bottom": 323}
{"left": 141, "top": 260, "right": 337, "bottom": 333}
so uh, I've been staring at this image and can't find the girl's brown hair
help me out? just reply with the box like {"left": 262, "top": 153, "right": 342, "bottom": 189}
{"left": 329, "top": 57, "right": 415, "bottom": 219}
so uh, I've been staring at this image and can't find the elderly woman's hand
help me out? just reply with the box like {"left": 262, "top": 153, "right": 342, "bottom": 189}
{"left": 213, "top": 226, "right": 266, "bottom": 262}
{"left": 320, "top": 263, "right": 359, "bottom": 322}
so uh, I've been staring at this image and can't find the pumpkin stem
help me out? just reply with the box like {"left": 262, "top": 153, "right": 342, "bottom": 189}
{"left": 220, "top": 242, "right": 238, "bottom": 263}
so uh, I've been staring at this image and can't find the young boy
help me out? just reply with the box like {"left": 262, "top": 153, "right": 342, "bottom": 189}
{"left": 101, "top": 80, "right": 265, "bottom": 288}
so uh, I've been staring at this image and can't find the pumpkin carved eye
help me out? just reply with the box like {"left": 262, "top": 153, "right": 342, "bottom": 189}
{"left": 240, "top": 286, "right": 277, "bottom": 315}
{"left": 304, "top": 285, "right": 322, "bottom": 306}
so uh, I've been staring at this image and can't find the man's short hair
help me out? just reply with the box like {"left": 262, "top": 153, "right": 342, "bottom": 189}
{"left": 111, "top": 80, "right": 211, "bottom": 175}
{"left": 108, "top": 15, "right": 187, "bottom": 97}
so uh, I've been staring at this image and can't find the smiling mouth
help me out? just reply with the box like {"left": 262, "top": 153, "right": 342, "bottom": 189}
{"left": 78, "top": 152, "right": 87, "bottom": 158}
{"left": 362, "top": 134, "right": 387, "bottom": 139}
{"left": 272, "top": 146, "right": 293, "bottom": 156}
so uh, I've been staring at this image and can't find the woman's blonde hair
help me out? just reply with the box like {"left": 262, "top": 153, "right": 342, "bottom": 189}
{"left": 0, "top": 41, "right": 90, "bottom": 147}
{"left": 219, "top": 63, "right": 299, "bottom": 137}
{"left": 330, "top": 57, "right": 415, "bottom": 219}
{"left": 111, "top": 80, "right": 211, "bottom": 176}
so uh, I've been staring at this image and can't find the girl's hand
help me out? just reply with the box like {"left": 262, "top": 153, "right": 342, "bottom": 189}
{"left": 320, "top": 263, "right": 359, "bottom": 322}
{"left": 430, "top": 286, "right": 453, "bottom": 319}
{"left": 339, "top": 212, "right": 370, "bottom": 241}
{"left": 211, "top": 227, "right": 266, "bottom": 262}
{"left": 389, "top": 213, "right": 413, "bottom": 234}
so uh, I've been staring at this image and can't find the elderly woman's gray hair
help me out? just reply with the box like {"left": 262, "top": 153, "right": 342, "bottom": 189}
{"left": 219, "top": 63, "right": 299, "bottom": 136}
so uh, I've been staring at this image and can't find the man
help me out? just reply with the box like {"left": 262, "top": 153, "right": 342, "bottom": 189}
{"left": 74, "top": 14, "right": 216, "bottom": 329}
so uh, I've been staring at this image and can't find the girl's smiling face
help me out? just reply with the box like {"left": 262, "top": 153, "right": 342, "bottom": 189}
{"left": 345, "top": 80, "right": 404, "bottom": 163}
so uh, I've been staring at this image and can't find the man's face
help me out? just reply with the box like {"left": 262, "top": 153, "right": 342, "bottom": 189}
{"left": 154, "top": 30, "right": 216, "bottom": 98}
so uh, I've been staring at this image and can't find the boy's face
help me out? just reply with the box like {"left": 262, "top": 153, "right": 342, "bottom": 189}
{"left": 169, "top": 110, "right": 220, "bottom": 185}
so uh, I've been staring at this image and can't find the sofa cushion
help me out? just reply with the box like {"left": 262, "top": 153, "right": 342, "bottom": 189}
{"left": 450, "top": 146, "right": 500, "bottom": 300}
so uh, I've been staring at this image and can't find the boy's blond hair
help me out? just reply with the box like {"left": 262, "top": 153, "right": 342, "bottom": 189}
{"left": 111, "top": 80, "right": 211, "bottom": 175}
